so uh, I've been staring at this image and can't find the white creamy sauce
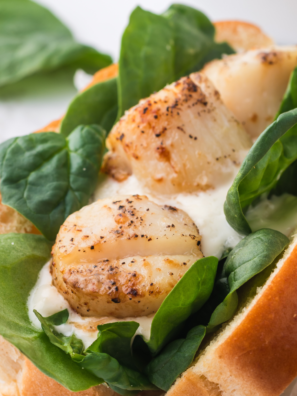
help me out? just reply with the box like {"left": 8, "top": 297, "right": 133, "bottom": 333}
{"left": 94, "top": 173, "right": 242, "bottom": 258}
{"left": 28, "top": 262, "right": 153, "bottom": 348}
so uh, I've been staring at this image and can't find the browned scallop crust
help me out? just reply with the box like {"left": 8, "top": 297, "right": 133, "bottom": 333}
{"left": 104, "top": 73, "right": 250, "bottom": 194}
{"left": 214, "top": 20, "right": 274, "bottom": 52}
{"left": 166, "top": 238, "right": 297, "bottom": 396}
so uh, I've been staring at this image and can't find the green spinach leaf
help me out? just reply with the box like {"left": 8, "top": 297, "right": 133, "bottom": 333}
{"left": 75, "top": 352, "right": 157, "bottom": 394}
{"left": 60, "top": 78, "right": 118, "bottom": 137}
{"left": 0, "top": 233, "right": 100, "bottom": 391}
{"left": 39, "top": 308, "right": 69, "bottom": 326}
{"left": 34, "top": 310, "right": 84, "bottom": 356}
{"left": 0, "top": 0, "right": 112, "bottom": 87}
{"left": 118, "top": 5, "right": 234, "bottom": 117}
{"left": 35, "top": 309, "right": 156, "bottom": 393}
{"left": 118, "top": 6, "right": 175, "bottom": 116}
{"left": 87, "top": 322, "right": 140, "bottom": 370}
{"left": 146, "top": 256, "right": 218, "bottom": 355}
{"left": 224, "top": 108, "right": 297, "bottom": 234}
{"left": 0, "top": 125, "right": 105, "bottom": 240}
{"left": 270, "top": 68, "right": 297, "bottom": 197}
{"left": 163, "top": 4, "right": 234, "bottom": 79}
{"left": 208, "top": 229, "right": 289, "bottom": 329}
{"left": 275, "top": 67, "right": 297, "bottom": 118}
{"left": 146, "top": 325, "right": 206, "bottom": 391}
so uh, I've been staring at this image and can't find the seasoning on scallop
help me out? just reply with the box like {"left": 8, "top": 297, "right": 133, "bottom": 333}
{"left": 103, "top": 73, "right": 251, "bottom": 194}
{"left": 51, "top": 195, "right": 203, "bottom": 318}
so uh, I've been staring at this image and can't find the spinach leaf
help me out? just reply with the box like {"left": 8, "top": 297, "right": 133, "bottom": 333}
{"left": 0, "top": 0, "right": 112, "bottom": 87}
{"left": 208, "top": 229, "right": 289, "bottom": 329}
{"left": 146, "top": 325, "right": 206, "bottom": 391}
{"left": 163, "top": 4, "right": 234, "bottom": 79}
{"left": 0, "top": 125, "right": 105, "bottom": 240}
{"left": 118, "top": 5, "right": 234, "bottom": 116}
{"left": 275, "top": 67, "right": 297, "bottom": 118}
{"left": 34, "top": 310, "right": 84, "bottom": 356}
{"left": 87, "top": 322, "right": 140, "bottom": 370}
{"left": 60, "top": 78, "right": 118, "bottom": 137}
{"left": 35, "top": 308, "right": 157, "bottom": 392}
{"left": 0, "top": 233, "right": 100, "bottom": 391}
{"left": 76, "top": 352, "right": 157, "bottom": 394}
{"left": 118, "top": 6, "right": 175, "bottom": 116}
{"left": 224, "top": 108, "right": 297, "bottom": 234}
{"left": 146, "top": 256, "right": 218, "bottom": 355}
{"left": 270, "top": 68, "right": 297, "bottom": 197}
{"left": 39, "top": 308, "right": 69, "bottom": 326}
{"left": 270, "top": 160, "right": 297, "bottom": 197}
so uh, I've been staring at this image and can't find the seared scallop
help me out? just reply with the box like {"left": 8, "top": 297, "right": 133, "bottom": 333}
{"left": 103, "top": 73, "right": 251, "bottom": 194}
{"left": 203, "top": 46, "right": 297, "bottom": 140}
{"left": 52, "top": 195, "right": 203, "bottom": 318}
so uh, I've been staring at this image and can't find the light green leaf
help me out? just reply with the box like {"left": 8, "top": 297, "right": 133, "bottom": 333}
{"left": 0, "top": 233, "right": 100, "bottom": 391}
{"left": 224, "top": 108, "right": 297, "bottom": 235}
{"left": 146, "top": 325, "right": 206, "bottom": 391}
{"left": 60, "top": 78, "right": 118, "bottom": 137}
{"left": 0, "top": 0, "right": 112, "bottom": 86}
{"left": 0, "top": 125, "right": 105, "bottom": 240}
{"left": 146, "top": 256, "right": 218, "bottom": 355}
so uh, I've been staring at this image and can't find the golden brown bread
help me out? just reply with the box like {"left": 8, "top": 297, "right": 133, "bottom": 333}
{"left": 214, "top": 20, "right": 274, "bottom": 52}
{"left": 166, "top": 234, "right": 297, "bottom": 396}
{"left": 21, "top": 359, "right": 117, "bottom": 396}
{"left": 0, "top": 193, "right": 40, "bottom": 236}
{"left": 0, "top": 335, "right": 164, "bottom": 396}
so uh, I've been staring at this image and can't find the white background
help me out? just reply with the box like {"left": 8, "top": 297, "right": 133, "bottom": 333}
{"left": 1, "top": 0, "right": 297, "bottom": 144}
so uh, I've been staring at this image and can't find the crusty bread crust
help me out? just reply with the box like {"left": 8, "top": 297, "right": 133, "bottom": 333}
{"left": 167, "top": 236, "right": 297, "bottom": 396}
{"left": 214, "top": 20, "right": 274, "bottom": 52}
{"left": 0, "top": 193, "right": 40, "bottom": 236}
{"left": 21, "top": 359, "right": 117, "bottom": 396}
{"left": 21, "top": 358, "right": 164, "bottom": 396}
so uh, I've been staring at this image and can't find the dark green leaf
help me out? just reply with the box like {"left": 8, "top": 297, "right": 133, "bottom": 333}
{"left": 270, "top": 68, "right": 297, "bottom": 197}
{"left": 207, "top": 292, "right": 238, "bottom": 330}
{"left": 0, "top": 138, "right": 16, "bottom": 177}
{"left": 146, "top": 325, "right": 206, "bottom": 391}
{"left": 88, "top": 322, "right": 139, "bottom": 370}
{"left": 118, "top": 5, "right": 234, "bottom": 117}
{"left": 39, "top": 309, "right": 69, "bottom": 326}
{"left": 163, "top": 4, "right": 234, "bottom": 79}
{"left": 0, "top": 0, "right": 112, "bottom": 87}
{"left": 208, "top": 229, "right": 289, "bottom": 329}
{"left": 76, "top": 352, "right": 157, "bottom": 392}
{"left": 270, "top": 159, "right": 297, "bottom": 197}
{"left": 118, "top": 6, "right": 175, "bottom": 116}
{"left": 275, "top": 67, "right": 297, "bottom": 118}
{"left": 0, "top": 125, "right": 105, "bottom": 240}
{"left": 34, "top": 310, "right": 84, "bottom": 356}
{"left": 224, "top": 108, "right": 297, "bottom": 235}
{"left": 60, "top": 78, "right": 118, "bottom": 137}
{"left": 0, "top": 233, "right": 100, "bottom": 391}
{"left": 146, "top": 256, "right": 218, "bottom": 355}
{"left": 222, "top": 229, "right": 289, "bottom": 292}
